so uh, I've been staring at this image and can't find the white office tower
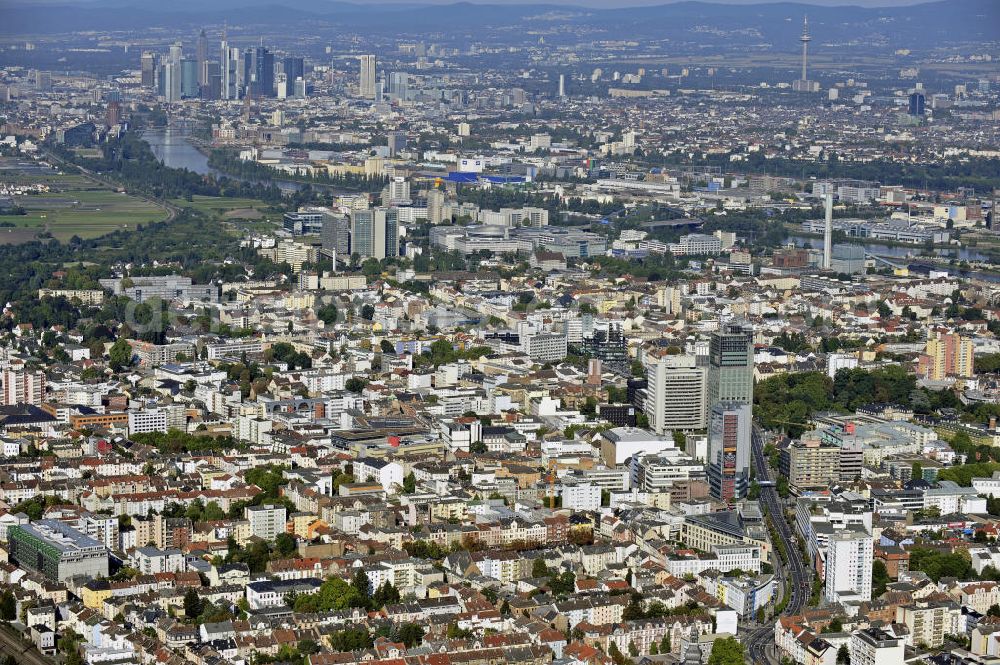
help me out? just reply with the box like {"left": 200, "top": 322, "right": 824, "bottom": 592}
{"left": 359, "top": 55, "right": 377, "bottom": 99}
{"left": 276, "top": 73, "right": 288, "bottom": 99}
{"left": 644, "top": 354, "right": 707, "bottom": 434}
{"left": 824, "top": 529, "right": 873, "bottom": 604}
{"left": 221, "top": 41, "right": 241, "bottom": 100}
{"left": 163, "top": 61, "right": 182, "bottom": 103}
{"left": 823, "top": 193, "right": 833, "bottom": 270}
{"left": 558, "top": 73, "right": 566, "bottom": 97}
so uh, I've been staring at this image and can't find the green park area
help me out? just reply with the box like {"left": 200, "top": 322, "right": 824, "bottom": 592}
{"left": 169, "top": 195, "right": 282, "bottom": 234}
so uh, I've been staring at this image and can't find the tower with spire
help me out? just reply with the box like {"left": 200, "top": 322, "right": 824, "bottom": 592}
{"left": 792, "top": 15, "right": 819, "bottom": 92}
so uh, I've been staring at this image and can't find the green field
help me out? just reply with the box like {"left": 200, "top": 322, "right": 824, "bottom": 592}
{"left": 169, "top": 195, "right": 273, "bottom": 214}
{"left": 170, "top": 195, "right": 281, "bottom": 234}
{"left": 1, "top": 158, "right": 169, "bottom": 242}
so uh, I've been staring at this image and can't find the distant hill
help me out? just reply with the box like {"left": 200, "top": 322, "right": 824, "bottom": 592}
{"left": 1, "top": 0, "right": 996, "bottom": 50}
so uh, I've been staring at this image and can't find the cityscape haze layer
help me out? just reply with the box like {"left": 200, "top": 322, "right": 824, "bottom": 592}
{"left": 0, "top": 2, "right": 998, "bottom": 665}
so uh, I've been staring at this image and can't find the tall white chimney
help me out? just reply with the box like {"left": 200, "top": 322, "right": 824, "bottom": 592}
{"left": 823, "top": 193, "right": 833, "bottom": 270}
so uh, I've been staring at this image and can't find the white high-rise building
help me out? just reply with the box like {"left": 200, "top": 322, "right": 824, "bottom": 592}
{"left": 359, "top": 55, "right": 377, "bottom": 99}
{"left": 385, "top": 177, "right": 411, "bottom": 205}
{"left": 825, "top": 528, "right": 873, "bottom": 604}
{"left": 644, "top": 354, "right": 706, "bottom": 434}
{"left": 162, "top": 60, "right": 182, "bottom": 103}
{"left": 221, "top": 43, "right": 241, "bottom": 100}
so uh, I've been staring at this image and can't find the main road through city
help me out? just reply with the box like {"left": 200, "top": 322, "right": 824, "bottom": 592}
{"left": 743, "top": 426, "right": 812, "bottom": 664}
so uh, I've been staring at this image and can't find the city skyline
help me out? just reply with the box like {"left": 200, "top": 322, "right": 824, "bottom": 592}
{"left": 0, "top": 1, "right": 996, "bottom": 664}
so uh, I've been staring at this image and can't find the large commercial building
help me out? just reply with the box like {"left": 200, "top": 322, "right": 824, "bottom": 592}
{"left": 248, "top": 46, "right": 275, "bottom": 98}
{"left": 8, "top": 520, "right": 109, "bottom": 582}
{"left": 600, "top": 427, "right": 675, "bottom": 466}
{"left": 321, "top": 215, "right": 351, "bottom": 257}
{"left": 644, "top": 354, "right": 707, "bottom": 434}
{"left": 283, "top": 210, "right": 328, "bottom": 235}
{"left": 707, "top": 322, "right": 754, "bottom": 413}
{"left": 522, "top": 332, "right": 568, "bottom": 363}
{"left": 140, "top": 51, "right": 158, "bottom": 88}
{"left": 669, "top": 233, "right": 723, "bottom": 256}
{"left": 707, "top": 402, "right": 751, "bottom": 502}
{"left": 351, "top": 208, "right": 398, "bottom": 260}
{"left": 824, "top": 528, "right": 873, "bottom": 604}
{"left": 99, "top": 275, "right": 218, "bottom": 304}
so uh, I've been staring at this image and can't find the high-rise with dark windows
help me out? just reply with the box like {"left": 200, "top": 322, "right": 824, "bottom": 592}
{"left": 707, "top": 322, "right": 754, "bottom": 413}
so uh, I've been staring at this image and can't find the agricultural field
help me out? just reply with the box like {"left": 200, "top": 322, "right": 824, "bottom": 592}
{"left": 0, "top": 156, "right": 169, "bottom": 242}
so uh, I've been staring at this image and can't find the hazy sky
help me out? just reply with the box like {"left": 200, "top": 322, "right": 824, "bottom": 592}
{"left": 340, "top": 0, "right": 932, "bottom": 5}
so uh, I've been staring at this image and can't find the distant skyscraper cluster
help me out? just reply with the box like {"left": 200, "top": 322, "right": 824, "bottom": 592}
{"left": 140, "top": 29, "right": 307, "bottom": 102}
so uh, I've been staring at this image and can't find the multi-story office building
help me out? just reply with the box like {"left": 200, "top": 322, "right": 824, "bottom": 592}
{"left": 248, "top": 46, "right": 274, "bottom": 97}
{"left": 180, "top": 59, "right": 199, "bottom": 98}
{"left": 321, "top": 215, "right": 351, "bottom": 258}
{"left": 246, "top": 504, "right": 286, "bottom": 541}
{"left": 480, "top": 207, "right": 549, "bottom": 228}
{"left": 221, "top": 38, "right": 241, "bottom": 100}
{"left": 196, "top": 29, "right": 208, "bottom": 87}
{"left": 350, "top": 207, "right": 397, "bottom": 260}
{"left": 99, "top": 275, "right": 218, "bottom": 303}
{"left": 824, "top": 528, "right": 873, "bottom": 604}
{"left": 283, "top": 210, "right": 328, "bottom": 235}
{"left": 707, "top": 322, "right": 754, "bottom": 413}
{"left": 8, "top": 520, "right": 109, "bottom": 582}
{"left": 161, "top": 60, "right": 182, "bottom": 103}
{"left": 523, "top": 333, "right": 568, "bottom": 363}
{"left": 359, "top": 55, "right": 377, "bottom": 99}
{"left": 141, "top": 51, "right": 158, "bottom": 88}
{"left": 2, "top": 368, "right": 46, "bottom": 406}
{"left": 707, "top": 402, "right": 751, "bottom": 502}
{"left": 283, "top": 56, "right": 304, "bottom": 87}
{"left": 644, "top": 354, "right": 707, "bottom": 434}
{"left": 582, "top": 323, "right": 628, "bottom": 366}
{"left": 631, "top": 451, "right": 705, "bottom": 493}
{"left": 669, "top": 233, "right": 723, "bottom": 256}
